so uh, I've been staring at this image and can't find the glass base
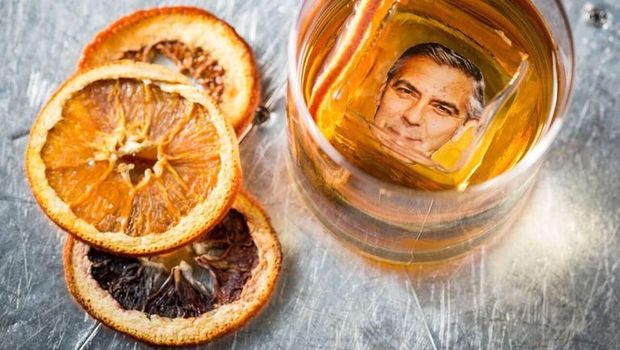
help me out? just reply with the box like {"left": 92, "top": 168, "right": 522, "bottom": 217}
{"left": 286, "top": 151, "right": 533, "bottom": 264}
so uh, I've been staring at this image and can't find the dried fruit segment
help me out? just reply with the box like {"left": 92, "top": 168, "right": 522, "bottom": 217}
{"left": 88, "top": 248, "right": 216, "bottom": 318}
{"left": 42, "top": 78, "right": 221, "bottom": 238}
{"left": 193, "top": 209, "right": 258, "bottom": 303}
{"left": 71, "top": 171, "right": 133, "bottom": 233}
{"left": 122, "top": 41, "right": 227, "bottom": 104}
{"left": 79, "top": 6, "right": 260, "bottom": 137}
{"left": 86, "top": 208, "right": 257, "bottom": 318}
{"left": 64, "top": 192, "right": 282, "bottom": 346}
{"left": 26, "top": 62, "right": 240, "bottom": 255}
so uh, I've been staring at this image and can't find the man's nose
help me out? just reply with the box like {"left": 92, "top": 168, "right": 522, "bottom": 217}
{"left": 401, "top": 102, "right": 425, "bottom": 127}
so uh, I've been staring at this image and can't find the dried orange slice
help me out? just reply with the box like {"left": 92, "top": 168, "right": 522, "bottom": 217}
{"left": 309, "top": 0, "right": 395, "bottom": 137}
{"left": 64, "top": 192, "right": 282, "bottom": 346}
{"left": 26, "top": 62, "right": 241, "bottom": 255}
{"left": 78, "top": 6, "right": 260, "bottom": 137}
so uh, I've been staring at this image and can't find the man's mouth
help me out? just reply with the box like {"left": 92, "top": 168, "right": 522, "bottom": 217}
{"left": 370, "top": 123, "right": 434, "bottom": 165}
{"left": 386, "top": 126, "right": 422, "bottom": 143}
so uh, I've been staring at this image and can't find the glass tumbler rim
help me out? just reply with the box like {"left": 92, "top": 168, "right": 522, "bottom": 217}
{"left": 286, "top": 0, "right": 576, "bottom": 198}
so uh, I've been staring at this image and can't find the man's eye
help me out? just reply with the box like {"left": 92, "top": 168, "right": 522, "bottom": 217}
{"left": 434, "top": 105, "right": 453, "bottom": 116}
{"left": 394, "top": 87, "right": 415, "bottom": 98}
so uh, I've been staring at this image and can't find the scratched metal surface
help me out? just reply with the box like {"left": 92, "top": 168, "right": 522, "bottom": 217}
{"left": 0, "top": 0, "right": 618, "bottom": 349}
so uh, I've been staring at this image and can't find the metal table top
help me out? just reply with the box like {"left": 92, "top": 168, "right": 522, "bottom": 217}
{"left": 1, "top": 0, "right": 618, "bottom": 349}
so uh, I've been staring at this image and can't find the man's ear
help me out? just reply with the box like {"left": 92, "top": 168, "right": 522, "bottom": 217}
{"left": 451, "top": 118, "right": 479, "bottom": 142}
{"left": 376, "top": 80, "right": 388, "bottom": 107}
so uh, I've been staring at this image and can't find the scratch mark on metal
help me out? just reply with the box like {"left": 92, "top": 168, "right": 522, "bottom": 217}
{"left": 16, "top": 324, "right": 47, "bottom": 349}
{"left": 404, "top": 268, "right": 439, "bottom": 350}
{"left": 0, "top": 194, "right": 36, "bottom": 205}
{"left": 26, "top": 70, "right": 54, "bottom": 109}
{"left": 0, "top": 283, "right": 19, "bottom": 297}
{"left": 10, "top": 129, "right": 29, "bottom": 141}
{"left": 75, "top": 322, "right": 102, "bottom": 350}
{"left": 231, "top": 330, "right": 239, "bottom": 350}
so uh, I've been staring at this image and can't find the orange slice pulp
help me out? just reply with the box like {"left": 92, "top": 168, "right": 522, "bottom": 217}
{"left": 26, "top": 62, "right": 241, "bottom": 255}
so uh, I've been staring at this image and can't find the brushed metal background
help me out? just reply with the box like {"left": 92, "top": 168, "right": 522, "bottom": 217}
{"left": 0, "top": 0, "right": 618, "bottom": 349}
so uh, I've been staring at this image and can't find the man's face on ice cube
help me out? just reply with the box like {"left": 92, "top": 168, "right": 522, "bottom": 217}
{"left": 373, "top": 45, "right": 484, "bottom": 159}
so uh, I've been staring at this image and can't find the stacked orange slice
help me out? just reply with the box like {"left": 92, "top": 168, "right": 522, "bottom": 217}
{"left": 25, "top": 7, "right": 281, "bottom": 347}
{"left": 64, "top": 191, "right": 281, "bottom": 346}
{"left": 79, "top": 7, "right": 260, "bottom": 138}
{"left": 27, "top": 62, "right": 241, "bottom": 255}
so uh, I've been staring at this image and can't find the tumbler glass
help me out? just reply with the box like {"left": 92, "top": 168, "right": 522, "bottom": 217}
{"left": 286, "top": 0, "right": 575, "bottom": 263}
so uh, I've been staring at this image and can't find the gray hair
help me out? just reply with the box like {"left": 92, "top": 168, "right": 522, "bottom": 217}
{"left": 387, "top": 43, "right": 485, "bottom": 119}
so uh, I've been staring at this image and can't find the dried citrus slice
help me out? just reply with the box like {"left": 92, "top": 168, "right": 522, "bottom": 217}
{"left": 64, "top": 192, "right": 282, "bottom": 346}
{"left": 26, "top": 62, "right": 241, "bottom": 255}
{"left": 309, "top": 0, "right": 395, "bottom": 138}
{"left": 78, "top": 6, "right": 260, "bottom": 137}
